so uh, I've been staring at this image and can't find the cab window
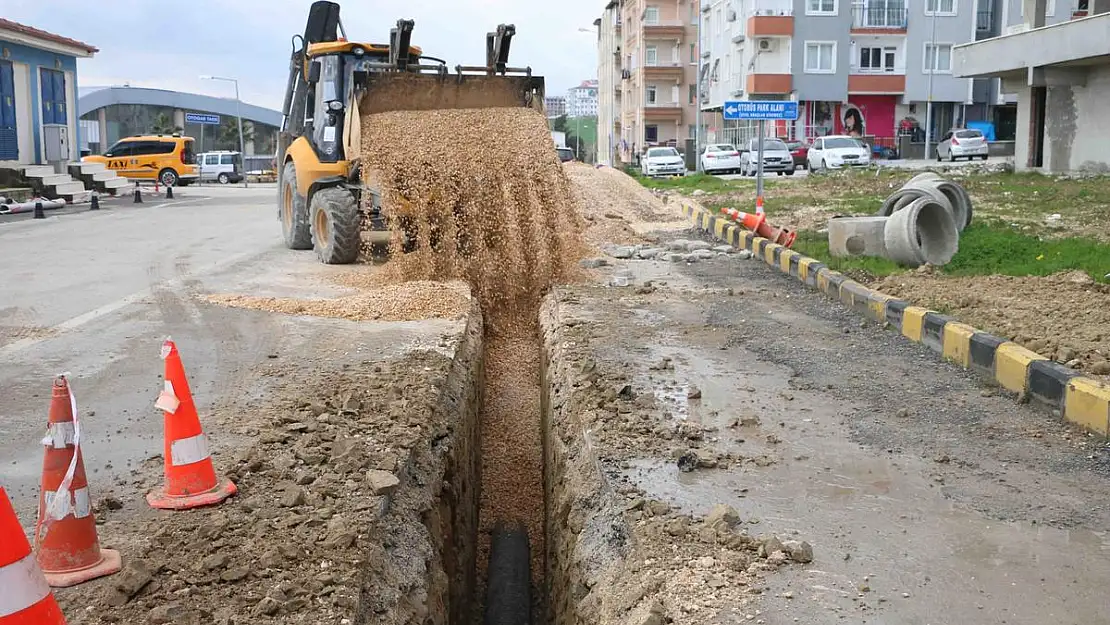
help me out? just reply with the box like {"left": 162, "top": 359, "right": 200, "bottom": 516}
{"left": 219, "top": 154, "right": 238, "bottom": 165}
{"left": 104, "top": 141, "right": 135, "bottom": 157}
{"left": 205, "top": 155, "right": 219, "bottom": 166}
{"left": 182, "top": 141, "right": 196, "bottom": 164}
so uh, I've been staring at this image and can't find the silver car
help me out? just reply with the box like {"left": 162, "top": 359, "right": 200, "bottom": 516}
{"left": 937, "top": 129, "right": 989, "bottom": 162}
{"left": 740, "top": 138, "right": 795, "bottom": 176}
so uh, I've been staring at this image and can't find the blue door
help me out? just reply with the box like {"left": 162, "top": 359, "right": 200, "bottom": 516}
{"left": 40, "top": 68, "right": 66, "bottom": 125}
{"left": 0, "top": 61, "right": 16, "bottom": 160}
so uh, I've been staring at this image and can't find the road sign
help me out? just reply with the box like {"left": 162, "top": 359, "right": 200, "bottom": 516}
{"left": 723, "top": 101, "right": 799, "bottom": 121}
{"left": 185, "top": 112, "right": 220, "bottom": 125}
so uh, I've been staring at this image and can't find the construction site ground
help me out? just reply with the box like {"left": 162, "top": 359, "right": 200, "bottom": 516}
{"left": 2, "top": 167, "right": 1109, "bottom": 624}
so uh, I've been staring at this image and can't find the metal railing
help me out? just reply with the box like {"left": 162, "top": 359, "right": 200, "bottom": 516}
{"left": 848, "top": 63, "right": 906, "bottom": 74}
{"left": 747, "top": 0, "right": 794, "bottom": 16}
{"left": 644, "top": 61, "right": 684, "bottom": 68}
{"left": 642, "top": 19, "right": 687, "bottom": 27}
{"left": 851, "top": 5, "right": 908, "bottom": 28}
{"left": 644, "top": 101, "right": 683, "bottom": 108}
{"left": 976, "top": 9, "right": 994, "bottom": 30}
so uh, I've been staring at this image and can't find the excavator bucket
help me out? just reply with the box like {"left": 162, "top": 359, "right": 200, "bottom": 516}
{"left": 358, "top": 72, "right": 545, "bottom": 115}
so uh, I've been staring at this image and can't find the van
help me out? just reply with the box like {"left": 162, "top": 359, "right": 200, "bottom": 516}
{"left": 197, "top": 151, "right": 244, "bottom": 184}
{"left": 82, "top": 135, "right": 199, "bottom": 187}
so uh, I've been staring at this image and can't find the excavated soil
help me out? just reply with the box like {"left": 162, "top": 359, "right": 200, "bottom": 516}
{"left": 873, "top": 270, "right": 1110, "bottom": 378}
{"left": 55, "top": 324, "right": 483, "bottom": 625}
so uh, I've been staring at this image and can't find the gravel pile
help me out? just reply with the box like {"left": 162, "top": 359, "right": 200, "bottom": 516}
{"left": 205, "top": 281, "right": 472, "bottom": 323}
{"left": 562, "top": 163, "right": 688, "bottom": 248}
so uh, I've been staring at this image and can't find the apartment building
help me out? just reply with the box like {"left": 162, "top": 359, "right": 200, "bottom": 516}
{"left": 545, "top": 96, "right": 568, "bottom": 117}
{"left": 957, "top": 0, "right": 1109, "bottom": 171}
{"left": 596, "top": 0, "right": 701, "bottom": 165}
{"left": 568, "top": 80, "right": 601, "bottom": 116}
{"left": 696, "top": 0, "right": 1009, "bottom": 154}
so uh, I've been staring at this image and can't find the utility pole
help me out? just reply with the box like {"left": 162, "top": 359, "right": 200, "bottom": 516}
{"left": 201, "top": 75, "right": 249, "bottom": 188}
{"left": 695, "top": 0, "right": 703, "bottom": 172}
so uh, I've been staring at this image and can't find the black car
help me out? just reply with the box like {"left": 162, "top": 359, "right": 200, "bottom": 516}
{"left": 556, "top": 147, "right": 576, "bottom": 162}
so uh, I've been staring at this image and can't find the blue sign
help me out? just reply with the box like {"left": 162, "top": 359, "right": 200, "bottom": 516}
{"left": 723, "top": 101, "right": 799, "bottom": 121}
{"left": 185, "top": 112, "right": 221, "bottom": 125}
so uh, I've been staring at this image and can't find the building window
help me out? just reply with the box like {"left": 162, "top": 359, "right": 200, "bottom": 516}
{"left": 807, "top": 0, "right": 837, "bottom": 15}
{"left": 671, "top": 84, "right": 680, "bottom": 103}
{"left": 646, "top": 46, "right": 658, "bottom": 65}
{"left": 925, "top": 0, "right": 955, "bottom": 15}
{"left": 859, "top": 46, "right": 896, "bottom": 72}
{"left": 644, "top": 6, "right": 660, "bottom": 24}
{"left": 645, "top": 124, "right": 659, "bottom": 142}
{"left": 716, "top": 8, "right": 723, "bottom": 33}
{"left": 40, "top": 69, "right": 67, "bottom": 125}
{"left": 923, "top": 43, "right": 952, "bottom": 73}
{"left": 690, "top": 43, "right": 697, "bottom": 64}
{"left": 804, "top": 42, "right": 836, "bottom": 73}
{"left": 688, "top": 124, "right": 696, "bottom": 139}
{"left": 689, "top": 84, "right": 697, "bottom": 104}
{"left": 646, "top": 85, "right": 658, "bottom": 104}
{"left": 1020, "top": 0, "right": 1057, "bottom": 16}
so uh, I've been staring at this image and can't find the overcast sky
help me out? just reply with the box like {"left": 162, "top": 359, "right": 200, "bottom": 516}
{"left": 7, "top": 0, "right": 601, "bottom": 111}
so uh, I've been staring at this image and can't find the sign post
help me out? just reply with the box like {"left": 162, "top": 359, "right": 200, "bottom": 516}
{"left": 722, "top": 101, "right": 799, "bottom": 215}
{"left": 185, "top": 113, "right": 220, "bottom": 185}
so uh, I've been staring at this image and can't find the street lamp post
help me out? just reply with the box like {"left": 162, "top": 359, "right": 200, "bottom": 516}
{"left": 923, "top": 7, "right": 939, "bottom": 161}
{"left": 201, "top": 75, "right": 248, "bottom": 187}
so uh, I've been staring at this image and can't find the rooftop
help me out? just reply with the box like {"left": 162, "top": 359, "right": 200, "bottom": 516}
{"left": 0, "top": 18, "right": 98, "bottom": 56}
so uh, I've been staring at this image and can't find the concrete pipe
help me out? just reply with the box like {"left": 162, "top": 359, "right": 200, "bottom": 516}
{"left": 877, "top": 187, "right": 926, "bottom": 217}
{"left": 907, "top": 172, "right": 942, "bottom": 185}
{"left": 930, "top": 179, "right": 974, "bottom": 230}
{"left": 900, "top": 179, "right": 963, "bottom": 231}
{"left": 828, "top": 216, "right": 889, "bottom": 258}
{"left": 883, "top": 197, "right": 959, "bottom": 267}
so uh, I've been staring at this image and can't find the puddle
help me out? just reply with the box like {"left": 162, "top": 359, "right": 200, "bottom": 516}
{"left": 620, "top": 341, "right": 1110, "bottom": 625}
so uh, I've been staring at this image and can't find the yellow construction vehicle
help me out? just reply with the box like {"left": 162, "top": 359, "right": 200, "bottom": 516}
{"left": 278, "top": 1, "right": 545, "bottom": 264}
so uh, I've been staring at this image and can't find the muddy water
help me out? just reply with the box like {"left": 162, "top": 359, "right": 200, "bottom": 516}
{"left": 623, "top": 340, "right": 1110, "bottom": 625}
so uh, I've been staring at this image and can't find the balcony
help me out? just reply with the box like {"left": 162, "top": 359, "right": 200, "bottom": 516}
{"left": 643, "top": 61, "right": 685, "bottom": 78}
{"left": 643, "top": 102, "right": 684, "bottom": 120}
{"left": 745, "top": 73, "right": 792, "bottom": 94}
{"left": 850, "top": 4, "right": 908, "bottom": 33}
{"left": 642, "top": 20, "right": 687, "bottom": 37}
{"left": 848, "top": 73, "right": 906, "bottom": 94}
{"left": 747, "top": 14, "right": 793, "bottom": 36}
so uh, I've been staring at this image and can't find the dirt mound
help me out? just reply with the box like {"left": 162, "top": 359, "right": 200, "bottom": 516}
{"left": 361, "top": 107, "right": 586, "bottom": 335}
{"left": 873, "top": 271, "right": 1110, "bottom": 376}
{"left": 562, "top": 163, "right": 688, "bottom": 247}
{"left": 205, "top": 281, "right": 472, "bottom": 322}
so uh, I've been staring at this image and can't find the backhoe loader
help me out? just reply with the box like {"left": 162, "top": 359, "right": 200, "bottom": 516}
{"left": 278, "top": 1, "right": 545, "bottom": 264}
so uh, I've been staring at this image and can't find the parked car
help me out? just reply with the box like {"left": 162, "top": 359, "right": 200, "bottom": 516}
{"left": 556, "top": 147, "right": 576, "bottom": 163}
{"left": 936, "top": 128, "right": 989, "bottom": 161}
{"left": 83, "top": 134, "right": 199, "bottom": 187}
{"left": 640, "top": 146, "right": 686, "bottom": 177}
{"left": 806, "top": 135, "right": 871, "bottom": 171}
{"left": 700, "top": 144, "right": 742, "bottom": 174}
{"left": 781, "top": 139, "right": 809, "bottom": 169}
{"left": 197, "top": 151, "right": 244, "bottom": 184}
{"left": 739, "top": 138, "right": 794, "bottom": 176}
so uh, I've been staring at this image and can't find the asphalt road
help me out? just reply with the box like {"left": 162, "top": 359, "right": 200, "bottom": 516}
{"left": 0, "top": 184, "right": 361, "bottom": 523}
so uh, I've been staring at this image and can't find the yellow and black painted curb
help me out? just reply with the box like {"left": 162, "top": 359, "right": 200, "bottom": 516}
{"left": 680, "top": 198, "right": 1110, "bottom": 437}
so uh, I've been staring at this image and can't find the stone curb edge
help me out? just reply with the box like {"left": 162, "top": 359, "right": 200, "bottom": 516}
{"left": 679, "top": 198, "right": 1110, "bottom": 437}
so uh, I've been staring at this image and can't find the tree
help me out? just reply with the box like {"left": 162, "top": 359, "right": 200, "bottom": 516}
{"left": 216, "top": 119, "right": 254, "bottom": 151}
{"left": 151, "top": 112, "right": 182, "bottom": 135}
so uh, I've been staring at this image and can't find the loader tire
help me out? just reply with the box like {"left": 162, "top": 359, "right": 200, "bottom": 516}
{"left": 310, "top": 186, "right": 361, "bottom": 265}
{"left": 281, "top": 162, "right": 312, "bottom": 250}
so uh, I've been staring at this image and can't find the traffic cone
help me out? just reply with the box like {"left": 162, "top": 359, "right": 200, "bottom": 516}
{"left": 147, "top": 338, "right": 237, "bottom": 510}
{"left": 0, "top": 487, "right": 68, "bottom": 624}
{"left": 165, "top": 186, "right": 174, "bottom": 199}
{"left": 89, "top": 194, "right": 100, "bottom": 211}
{"left": 33, "top": 201, "right": 45, "bottom": 219}
{"left": 35, "top": 375, "right": 122, "bottom": 588}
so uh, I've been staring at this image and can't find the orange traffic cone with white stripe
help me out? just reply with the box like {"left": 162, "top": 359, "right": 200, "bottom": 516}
{"left": 0, "top": 487, "right": 67, "bottom": 624}
{"left": 34, "top": 375, "right": 122, "bottom": 588}
{"left": 147, "top": 338, "right": 237, "bottom": 510}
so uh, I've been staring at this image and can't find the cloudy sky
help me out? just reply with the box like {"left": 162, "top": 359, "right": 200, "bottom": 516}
{"left": 7, "top": 0, "right": 601, "bottom": 110}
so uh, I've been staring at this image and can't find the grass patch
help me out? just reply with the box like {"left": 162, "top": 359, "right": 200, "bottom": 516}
{"left": 791, "top": 221, "right": 1110, "bottom": 283}
{"left": 633, "top": 172, "right": 751, "bottom": 193}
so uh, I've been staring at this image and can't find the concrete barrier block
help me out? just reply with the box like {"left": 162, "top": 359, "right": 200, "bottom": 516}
{"left": 827, "top": 216, "right": 889, "bottom": 258}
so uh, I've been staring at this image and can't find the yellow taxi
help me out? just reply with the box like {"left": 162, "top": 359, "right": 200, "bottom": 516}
{"left": 83, "top": 135, "right": 199, "bottom": 187}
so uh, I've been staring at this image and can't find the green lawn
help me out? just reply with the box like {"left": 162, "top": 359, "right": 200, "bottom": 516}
{"left": 791, "top": 221, "right": 1110, "bottom": 283}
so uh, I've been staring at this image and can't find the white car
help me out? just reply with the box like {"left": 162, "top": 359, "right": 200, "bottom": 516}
{"left": 739, "top": 138, "right": 795, "bottom": 176}
{"left": 700, "top": 144, "right": 742, "bottom": 174}
{"left": 806, "top": 135, "right": 871, "bottom": 171}
{"left": 640, "top": 147, "right": 686, "bottom": 177}
{"left": 937, "top": 128, "right": 989, "bottom": 161}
